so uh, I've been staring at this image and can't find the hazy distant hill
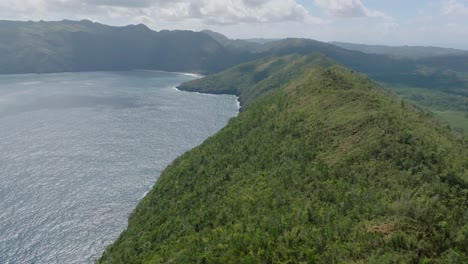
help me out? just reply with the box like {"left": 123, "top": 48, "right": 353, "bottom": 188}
{"left": 201, "top": 30, "right": 263, "bottom": 53}
{"left": 197, "top": 32, "right": 468, "bottom": 94}
{"left": 331, "top": 41, "right": 468, "bottom": 59}
{"left": 0, "top": 20, "right": 231, "bottom": 74}
{"left": 244, "top": 38, "right": 280, "bottom": 44}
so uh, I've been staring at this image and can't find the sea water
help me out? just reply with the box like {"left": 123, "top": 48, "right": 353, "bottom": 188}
{"left": 0, "top": 71, "right": 238, "bottom": 263}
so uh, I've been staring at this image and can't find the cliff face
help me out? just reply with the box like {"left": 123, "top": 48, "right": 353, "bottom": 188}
{"left": 99, "top": 55, "right": 468, "bottom": 263}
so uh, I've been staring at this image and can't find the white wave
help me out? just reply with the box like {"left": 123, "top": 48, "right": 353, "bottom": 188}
{"left": 18, "top": 81, "right": 41, "bottom": 86}
{"left": 134, "top": 70, "right": 204, "bottom": 79}
{"left": 141, "top": 190, "right": 151, "bottom": 199}
{"left": 81, "top": 82, "right": 96, "bottom": 87}
{"left": 174, "top": 72, "right": 205, "bottom": 78}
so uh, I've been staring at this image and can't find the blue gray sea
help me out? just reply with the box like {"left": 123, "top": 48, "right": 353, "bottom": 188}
{"left": 0, "top": 71, "right": 239, "bottom": 263}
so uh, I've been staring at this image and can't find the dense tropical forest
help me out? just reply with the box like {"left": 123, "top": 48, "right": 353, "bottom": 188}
{"left": 99, "top": 54, "right": 468, "bottom": 263}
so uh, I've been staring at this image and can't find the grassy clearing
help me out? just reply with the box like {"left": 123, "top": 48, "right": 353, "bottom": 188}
{"left": 433, "top": 111, "right": 468, "bottom": 135}
{"left": 385, "top": 85, "right": 468, "bottom": 135}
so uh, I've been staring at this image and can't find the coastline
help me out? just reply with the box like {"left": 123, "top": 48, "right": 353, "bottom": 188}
{"left": 172, "top": 86, "right": 241, "bottom": 110}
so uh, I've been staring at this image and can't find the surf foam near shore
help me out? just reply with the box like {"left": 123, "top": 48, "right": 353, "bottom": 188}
{"left": 135, "top": 70, "right": 204, "bottom": 79}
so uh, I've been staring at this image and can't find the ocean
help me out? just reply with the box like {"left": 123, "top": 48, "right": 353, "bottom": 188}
{"left": 0, "top": 71, "right": 238, "bottom": 263}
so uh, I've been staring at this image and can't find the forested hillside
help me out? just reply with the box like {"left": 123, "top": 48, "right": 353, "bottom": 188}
{"left": 0, "top": 20, "right": 233, "bottom": 74}
{"left": 99, "top": 54, "right": 468, "bottom": 263}
{"left": 178, "top": 54, "right": 335, "bottom": 107}
{"left": 194, "top": 31, "right": 468, "bottom": 134}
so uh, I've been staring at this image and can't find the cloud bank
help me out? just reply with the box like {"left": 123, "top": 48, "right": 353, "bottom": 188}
{"left": 0, "top": 0, "right": 317, "bottom": 25}
{"left": 442, "top": 0, "right": 468, "bottom": 16}
{"left": 313, "top": 0, "right": 390, "bottom": 19}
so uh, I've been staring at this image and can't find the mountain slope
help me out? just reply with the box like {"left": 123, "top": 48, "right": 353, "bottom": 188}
{"left": 178, "top": 54, "right": 335, "bottom": 107}
{"left": 204, "top": 34, "right": 468, "bottom": 96}
{"left": 0, "top": 20, "right": 230, "bottom": 74}
{"left": 99, "top": 54, "right": 468, "bottom": 263}
{"left": 254, "top": 39, "right": 468, "bottom": 92}
{"left": 200, "top": 30, "right": 269, "bottom": 54}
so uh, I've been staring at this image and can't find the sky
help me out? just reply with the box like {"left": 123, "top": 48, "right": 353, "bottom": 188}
{"left": 0, "top": 0, "right": 468, "bottom": 49}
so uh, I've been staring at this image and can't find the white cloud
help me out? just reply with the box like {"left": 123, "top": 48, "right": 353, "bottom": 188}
{"left": 442, "top": 0, "right": 468, "bottom": 15}
{"left": 0, "top": 0, "right": 321, "bottom": 25}
{"left": 313, "top": 0, "right": 391, "bottom": 19}
{"left": 1, "top": 0, "right": 468, "bottom": 49}
{"left": 153, "top": 0, "right": 316, "bottom": 25}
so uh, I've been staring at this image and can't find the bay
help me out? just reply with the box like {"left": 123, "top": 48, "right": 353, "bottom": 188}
{"left": 0, "top": 71, "right": 238, "bottom": 264}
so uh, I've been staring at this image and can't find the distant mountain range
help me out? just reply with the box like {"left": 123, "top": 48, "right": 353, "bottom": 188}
{"left": 0, "top": 20, "right": 233, "bottom": 74}
{"left": 200, "top": 30, "right": 468, "bottom": 97}
{"left": 1, "top": 20, "right": 467, "bottom": 117}
{"left": 331, "top": 41, "right": 468, "bottom": 59}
